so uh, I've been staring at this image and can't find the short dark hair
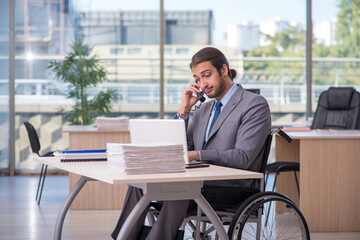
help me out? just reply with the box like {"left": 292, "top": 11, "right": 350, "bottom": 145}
{"left": 190, "top": 47, "right": 237, "bottom": 80}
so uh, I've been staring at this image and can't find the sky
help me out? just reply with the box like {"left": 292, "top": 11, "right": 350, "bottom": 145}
{"left": 75, "top": 0, "right": 340, "bottom": 45}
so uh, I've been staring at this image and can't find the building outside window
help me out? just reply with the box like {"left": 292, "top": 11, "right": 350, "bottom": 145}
{"left": 1, "top": 0, "right": 358, "bottom": 171}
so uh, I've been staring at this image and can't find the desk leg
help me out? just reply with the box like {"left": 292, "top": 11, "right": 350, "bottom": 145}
{"left": 117, "top": 195, "right": 151, "bottom": 240}
{"left": 54, "top": 176, "right": 94, "bottom": 240}
{"left": 195, "top": 195, "right": 229, "bottom": 240}
{"left": 116, "top": 181, "right": 229, "bottom": 240}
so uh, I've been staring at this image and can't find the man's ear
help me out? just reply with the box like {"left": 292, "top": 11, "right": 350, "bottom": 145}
{"left": 221, "top": 64, "right": 228, "bottom": 76}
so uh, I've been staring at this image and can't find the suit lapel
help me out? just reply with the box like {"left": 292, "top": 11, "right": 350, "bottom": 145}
{"left": 205, "top": 86, "right": 244, "bottom": 144}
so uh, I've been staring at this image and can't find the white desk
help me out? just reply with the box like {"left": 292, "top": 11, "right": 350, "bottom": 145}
{"left": 34, "top": 157, "right": 263, "bottom": 240}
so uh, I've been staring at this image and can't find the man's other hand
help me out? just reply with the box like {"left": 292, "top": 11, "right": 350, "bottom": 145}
{"left": 188, "top": 151, "right": 200, "bottom": 162}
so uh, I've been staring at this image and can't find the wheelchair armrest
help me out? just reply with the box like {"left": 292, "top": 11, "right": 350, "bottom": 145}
{"left": 272, "top": 128, "right": 292, "bottom": 143}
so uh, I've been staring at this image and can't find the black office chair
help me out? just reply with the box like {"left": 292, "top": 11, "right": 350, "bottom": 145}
{"left": 24, "top": 121, "right": 54, "bottom": 205}
{"left": 311, "top": 87, "right": 360, "bottom": 129}
{"left": 266, "top": 87, "right": 360, "bottom": 197}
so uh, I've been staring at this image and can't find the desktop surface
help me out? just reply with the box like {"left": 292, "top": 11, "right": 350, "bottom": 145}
{"left": 284, "top": 129, "right": 360, "bottom": 139}
{"left": 64, "top": 125, "right": 129, "bottom": 133}
{"left": 34, "top": 157, "right": 263, "bottom": 185}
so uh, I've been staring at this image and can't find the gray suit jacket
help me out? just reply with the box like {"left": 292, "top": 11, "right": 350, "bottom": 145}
{"left": 186, "top": 85, "right": 271, "bottom": 188}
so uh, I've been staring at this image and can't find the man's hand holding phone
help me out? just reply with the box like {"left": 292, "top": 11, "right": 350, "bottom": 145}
{"left": 179, "top": 83, "right": 205, "bottom": 119}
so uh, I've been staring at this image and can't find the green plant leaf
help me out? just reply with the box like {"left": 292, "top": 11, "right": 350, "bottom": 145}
{"left": 48, "top": 40, "right": 117, "bottom": 125}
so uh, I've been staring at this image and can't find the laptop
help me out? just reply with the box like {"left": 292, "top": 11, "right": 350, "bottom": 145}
{"left": 129, "top": 119, "right": 189, "bottom": 163}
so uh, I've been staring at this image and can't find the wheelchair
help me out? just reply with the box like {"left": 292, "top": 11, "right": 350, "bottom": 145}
{"left": 178, "top": 190, "right": 309, "bottom": 240}
{"left": 227, "top": 191, "right": 309, "bottom": 239}
{"left": 148, "top": 129, "right": 310, "bottom": 239}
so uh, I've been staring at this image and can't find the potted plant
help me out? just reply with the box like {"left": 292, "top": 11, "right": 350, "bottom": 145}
{"left": 48, "top": 41, "right": 118, "bottom": 125}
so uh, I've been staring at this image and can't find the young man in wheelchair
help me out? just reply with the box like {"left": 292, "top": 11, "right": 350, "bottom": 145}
{"left": 111, "top": 47, "right": 271, "bottom": 240}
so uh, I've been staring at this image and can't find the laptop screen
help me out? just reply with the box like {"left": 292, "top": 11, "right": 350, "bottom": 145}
{"left": 129, "top": 119, "right": 189, "bottom": 163}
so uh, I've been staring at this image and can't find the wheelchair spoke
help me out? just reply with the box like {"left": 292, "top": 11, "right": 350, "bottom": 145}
{"left": 242, "top": 223, "right": 258, "bottom": 239}
{"left": 276, "top": 217, "right": 301, "bottom": 239}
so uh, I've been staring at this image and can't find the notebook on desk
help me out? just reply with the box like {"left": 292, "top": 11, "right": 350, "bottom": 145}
{"left": 54, "top": 149, "right": 107, "bottom": 162}
{"left": 129, "top": 119, "right": 189, "bottom": 163}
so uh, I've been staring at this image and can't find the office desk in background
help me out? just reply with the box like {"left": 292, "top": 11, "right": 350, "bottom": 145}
{"left": 34, "top": 157, "right": 263, "bottom": 240}
{"left": 271, "top": 121, "right": 312, "bottom": 128}
{"left": 275, "top": 130, "right": 360, "bottom": 232}
{"left": 64, "top": 125, "right": 130, "bottom": 210}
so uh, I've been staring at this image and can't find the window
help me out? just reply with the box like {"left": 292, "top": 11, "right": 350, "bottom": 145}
{"left": 176, "top": 48, "right": 189, "bottom": 54}
{"left": 0, "top": 0, "right": 9, "bottom": 170}
{"left": 13, "top": 0, "right": 159, "bottom": 170}
{"left": 165, "top": 0, "right": 307, "bottom": 122}
{"left": 127, "top": 48, "right": 141, "bottom": 54}
{"left": 110, "top": 48, "right": 124, "bottom": 54}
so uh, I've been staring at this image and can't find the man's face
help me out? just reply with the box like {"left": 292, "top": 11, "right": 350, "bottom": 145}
{"left": 192, "top": 61, "right": 228, "bottom": 100}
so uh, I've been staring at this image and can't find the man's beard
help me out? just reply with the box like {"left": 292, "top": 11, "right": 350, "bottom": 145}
{"left": 205, "top": 75, "right": 226, "bottom": 99}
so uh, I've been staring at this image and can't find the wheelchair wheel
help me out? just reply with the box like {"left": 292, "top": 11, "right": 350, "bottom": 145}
{"left": 228, "top": 192, "right": 310, "bottom": 240}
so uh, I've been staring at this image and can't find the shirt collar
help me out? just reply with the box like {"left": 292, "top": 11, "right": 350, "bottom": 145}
{"left": 215, "top": 83, "right": 238, "bottom": 108}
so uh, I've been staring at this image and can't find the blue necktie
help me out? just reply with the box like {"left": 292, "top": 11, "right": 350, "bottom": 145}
{"left": 208, "top": 101, "right": 222, "bottom": 136}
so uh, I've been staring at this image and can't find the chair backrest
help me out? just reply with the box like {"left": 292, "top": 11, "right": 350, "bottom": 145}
{"left": 257, "top": 134, "right": 273, "bottom": 175}
{"left": 311, "top": 87, "right": 360, "bottom": 130}
{"left": 24, "top": 121, "right": 41, "bottom": 156}
{"left": 245, "top": 134, "right": 272, "bottom": 192}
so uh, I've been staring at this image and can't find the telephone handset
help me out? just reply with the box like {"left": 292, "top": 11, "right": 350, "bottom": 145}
{"left": 195, "top": 87, "right": 206, "bottom": 103}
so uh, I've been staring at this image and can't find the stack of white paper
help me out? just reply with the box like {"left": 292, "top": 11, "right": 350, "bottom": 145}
{"left": 96, "top": 117, "right": 129, "bottom": 130}
{"left": 107, "top": 142, "right": 186, "bottom": 174}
